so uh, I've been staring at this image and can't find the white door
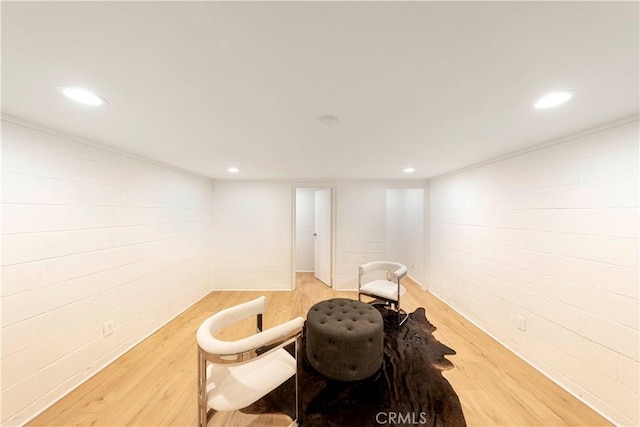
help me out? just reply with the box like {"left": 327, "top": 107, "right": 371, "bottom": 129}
{"left": 314, "top": 188, "right": 332, "bottom": 286}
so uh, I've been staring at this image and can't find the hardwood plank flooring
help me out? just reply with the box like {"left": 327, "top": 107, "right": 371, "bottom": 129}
{"left": 29, "top": 273, "right": 611, "bottom": 426}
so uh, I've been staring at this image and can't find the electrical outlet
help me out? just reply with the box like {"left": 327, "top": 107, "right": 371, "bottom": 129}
{"left": 103, "top": 320, "right": 114, "bottom": 337}
{"left": 516, "top": 316, "right": 526, "bottom": 332}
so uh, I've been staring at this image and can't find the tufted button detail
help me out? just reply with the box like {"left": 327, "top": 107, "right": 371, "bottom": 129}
{"left": 306, "top": 297, "right": 383, "bottom": 381}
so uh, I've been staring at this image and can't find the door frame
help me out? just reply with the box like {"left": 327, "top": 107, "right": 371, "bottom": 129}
{"left": 292, "top": 183, "right": 336, "bottom": 289}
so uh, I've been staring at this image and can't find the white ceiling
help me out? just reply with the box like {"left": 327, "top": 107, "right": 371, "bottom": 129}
{"left": 2, "top": 1, "right": 638, "bottom": 180}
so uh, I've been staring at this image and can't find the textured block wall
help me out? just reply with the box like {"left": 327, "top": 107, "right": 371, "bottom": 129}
{"left": 386, "top": 188, "right": 426, "bottom": 283}
{"left": 211, "top": 181, "right": 293, "bottom": 290}
{"left": 429, "top": 120, "right": 639, "bottom": 425}
{"left": 335, "top": 182, "right": 387, "bottom": 290}
{"left": 1, "top": 120, "right": 214, "bottom": 425}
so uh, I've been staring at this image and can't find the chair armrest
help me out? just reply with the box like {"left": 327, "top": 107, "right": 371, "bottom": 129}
{"left": 198, "top": 316, "right": 305, "bottom": 364}
{"left": 359, "top": 261, "right": 379, "bottom": 276}
{"left": 200, "top": 296, "right": 266, "bottom": 335}
{"left": 360, "top": 261, "right": 407, "bottom": 279}
{"left": 392, "top": 264, "right": 407, "bottom": 280}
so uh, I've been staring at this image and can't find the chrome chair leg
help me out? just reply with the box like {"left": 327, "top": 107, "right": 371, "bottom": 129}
{"left": 398, "top": 308, "right": 409, "bottom": 327}
{"left": 295, "top": 335, "right": 302, "bottom": 426}
{"left": 197, "top": 348, "right": 208, "bottom": 427}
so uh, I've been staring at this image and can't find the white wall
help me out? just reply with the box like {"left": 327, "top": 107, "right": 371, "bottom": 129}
{"left": 295, "top": 188, "right": 315, "bottom": 272}
{"left": 211, "top": 181, "right": 427, "bottom": 291}
{"left": 0, "top": 120, "right": 214, "bottom": 426}
{"left": 429, "top": 120, "right": 639, "bottom": 425}
{"left": 386, "top": 189, "right": 403, "bottom": 270}
{"left": 335, "top": 182, "right": 428, "bottom": 290}
{"left": 386, "top": 188, "right": 425, "bottom": 283}
{"left": 211, "top": 181, "right": 292, "bottom": 290}
{"left": 335, "top": 183, "right": 387, "bottom": 290}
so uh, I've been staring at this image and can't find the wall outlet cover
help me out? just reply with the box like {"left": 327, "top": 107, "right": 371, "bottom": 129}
{"left": 103, "top": 320, "right": 114, "bottom": 337}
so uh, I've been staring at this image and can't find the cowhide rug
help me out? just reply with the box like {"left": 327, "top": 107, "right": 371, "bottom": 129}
{"left": 244, "top": 306, "right": 467, "bottom": 427}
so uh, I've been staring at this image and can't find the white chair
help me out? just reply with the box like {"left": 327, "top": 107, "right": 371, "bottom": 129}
{"left": 358, "top": 261, "right": 408, "bottom": 326}
{"left": 197, "top": 296, "right": 305, "bottom": 427}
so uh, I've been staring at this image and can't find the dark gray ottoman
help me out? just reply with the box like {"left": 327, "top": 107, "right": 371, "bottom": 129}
{"left": 306, "top": 298, "right": 384, "bottom": 381}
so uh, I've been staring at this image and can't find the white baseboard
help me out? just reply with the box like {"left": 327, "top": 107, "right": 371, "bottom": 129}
{"left": 19, "top": 288, "right": 212, "bottom": 427}
{"left": 424, "top": 288, "right": 619, "bottom": 427}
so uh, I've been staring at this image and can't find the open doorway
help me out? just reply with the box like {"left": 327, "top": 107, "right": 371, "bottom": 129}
{"left": 294, "top": 187, "right": 333, "bottom": 288}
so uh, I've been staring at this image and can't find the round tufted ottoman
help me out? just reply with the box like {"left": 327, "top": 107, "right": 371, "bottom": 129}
{"left": 305, "top": 298, "right": 384, "bottom": 381}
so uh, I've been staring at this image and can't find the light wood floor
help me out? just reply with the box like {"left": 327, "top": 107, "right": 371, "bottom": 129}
{"left": 29, "top": 273, "right": 611, "bottom": 427}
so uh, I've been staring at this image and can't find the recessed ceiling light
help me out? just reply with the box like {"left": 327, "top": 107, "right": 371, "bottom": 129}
{"left": 317, "top": 115, "right": 339, "bottom": 126}
{"left": 58, "top": 87, "right": 108, "bottom": 106}
{"left": 534, "top": 91, "right": 575, "bottom": 109}
{"left": 227, "top": 167, "right": 239, "bottom": 173}
{"left": 403, "top": 167, "right": 416, "bottom": 173}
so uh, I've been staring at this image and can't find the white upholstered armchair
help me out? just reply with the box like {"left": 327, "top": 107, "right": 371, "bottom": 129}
{"left": 197, "top": 296, "right": 304, "bottom": 426}
{"left": 358, "top": 261, "right": 408, "bottom": 326}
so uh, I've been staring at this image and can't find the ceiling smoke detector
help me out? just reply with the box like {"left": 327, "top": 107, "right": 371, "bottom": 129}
{"left": 317, "top": 115, "right": 339, "bottom": 126}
